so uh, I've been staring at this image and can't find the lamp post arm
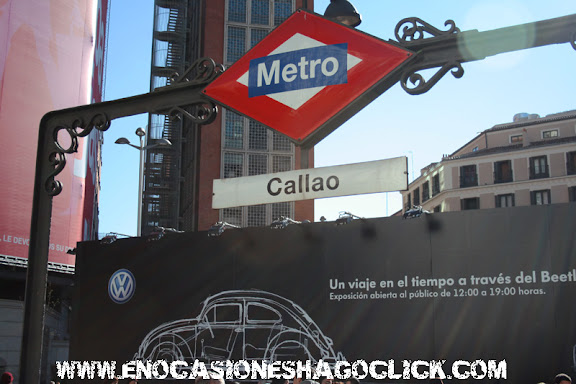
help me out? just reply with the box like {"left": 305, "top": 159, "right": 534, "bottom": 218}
{"left": 126, "top": 143, "right": 142, "bottom": 150}
{"left": 143, "top": 142, "right": 170, "bottom": 151}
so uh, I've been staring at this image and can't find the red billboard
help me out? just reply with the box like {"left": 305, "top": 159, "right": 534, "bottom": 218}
{"left": 0, "top": 0, "right": 108, "bottom": 267}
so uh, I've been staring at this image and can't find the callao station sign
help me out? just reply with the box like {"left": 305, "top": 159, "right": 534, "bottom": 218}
{"left": 204, "top": 9, "right": 413, "bottom": 206}
{"left": 204, "top": 9, "right": 414, "bottom": 147}
{"left": 213, "top": 158, "right": 407, "bottom": 209}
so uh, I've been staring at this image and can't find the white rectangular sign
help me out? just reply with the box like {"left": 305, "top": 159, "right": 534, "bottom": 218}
{"left": 212, "top": 157, "right": 408, "bottom": 209}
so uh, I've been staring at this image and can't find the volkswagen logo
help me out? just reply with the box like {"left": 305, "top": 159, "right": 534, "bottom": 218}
{"left": 108, "top": 269, "right": 136, "bottom": 304}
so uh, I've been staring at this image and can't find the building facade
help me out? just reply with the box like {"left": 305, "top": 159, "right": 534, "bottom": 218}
{"left": 143, "top": 0, "right": 315, "bottom": 234}
{"left": 402, "top": 110, "right": 576, "bottom": 214}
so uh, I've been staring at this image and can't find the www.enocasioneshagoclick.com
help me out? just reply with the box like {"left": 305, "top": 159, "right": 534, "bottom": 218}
{"left": 56, "top": 359, "right": 507, "bottom": 380}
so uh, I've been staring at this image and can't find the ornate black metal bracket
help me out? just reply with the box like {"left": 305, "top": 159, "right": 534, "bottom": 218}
{"left": 169, "top": 57, "right": 225, "bottom": 86}
{"left": 160, "top": 58, "right": 224, "bottom": 125}
{"left": 401, "top": 61, "right": 464, "bottom": 95}
{"left": 47, "top": 113, "right": 111, "bottom": 196}
{"left": 44, "top": 57, "right": 223, "bottom": 198}
{"left": 394, "top": 18, "right": 463, "bottom": 95}
{"left": 396, "top": 13, "right": 576, "bottom": 96}
{"left": 395, "top": 17, "right": 460, "bottom": 43}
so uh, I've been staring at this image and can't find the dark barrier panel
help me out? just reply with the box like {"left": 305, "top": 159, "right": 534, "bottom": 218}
{"left": 69, "top": 204, "right": 576, "bottom": 383}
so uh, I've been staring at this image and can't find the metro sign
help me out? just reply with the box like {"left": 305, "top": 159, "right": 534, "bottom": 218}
{"left": 203, "top": 10, "right": 414, "bottom": 147}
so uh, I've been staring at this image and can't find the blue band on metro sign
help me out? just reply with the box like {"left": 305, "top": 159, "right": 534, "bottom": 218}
{"left": 248, "top": 43, "right": 348, "bottom": 98}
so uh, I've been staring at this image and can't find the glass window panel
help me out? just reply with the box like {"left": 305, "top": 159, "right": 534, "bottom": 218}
{"left": 496, "top": 194, "right": 515, "bottom": 208}
{"left": 272, "top": 155, "right": 291, "bottom": 173}
{"left": 222, "top": 207, "right": 242, "bottom": 227}
{"left": 251, "top": 0, "right": 270, "bottom": 25}
{"left": 251, "top": 28, "right": 269, "bottom": 48}
{"left": 510, "top": 134, "right": 523, "bottom": 143}
{"left": 413, "top": 187, "right": 420, "bottom": 206}
{"left": 223, "top": 152, "right": 244, "bottom": 178}
{"left": 247, "top": 205, "right": 266, "bottom": 227}
{"left": 227, "top": 26, "right": 246, "bottom": 63}
{"left": 272, "top": 202, "right": 291, "bottom": 219}
{"left": 249, "top": 120, "right": 268, "bottom": 150}
{"left": 274, "top": 0, "right": 292, "bottom": 25}
{"left": 248, "top": 154, "right": 267, "bottom": 176}
{"left": 569, "top": 186, "right": 576, "bottom": 202}
{"left": 533, "top": 190, "right": 550, "bottom": 205}
{"left": 224, "top": 111, "right": 244, "bottom": 149}
{"left": 228, "top": 0, "right": 247, "bottom": 23}
{"left": 272, "top": 131, "right": 292, "bottom": 152}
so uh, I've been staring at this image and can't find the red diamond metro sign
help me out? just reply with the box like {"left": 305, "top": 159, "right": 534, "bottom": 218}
{"left": 203, "top": 10, "right": 414, "bottom": 147}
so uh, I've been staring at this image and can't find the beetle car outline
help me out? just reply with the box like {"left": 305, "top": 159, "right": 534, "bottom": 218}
{"left": 133, "top": 290, "right": 345, "bottom": 365}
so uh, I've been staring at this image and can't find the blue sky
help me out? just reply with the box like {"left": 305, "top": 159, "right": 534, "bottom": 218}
{"left": 99, "top": 0, "right": 576, "bottom": 236}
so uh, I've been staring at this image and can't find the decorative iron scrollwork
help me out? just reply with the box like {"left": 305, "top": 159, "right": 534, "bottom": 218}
{"left": 400, "top": 62, "right": 464, "bottom": 95}
{"left": 168, "top": 102, "right": 218, "bottom": 125}
{"left": 395, "top": 18, "right": 460, "bottom": 43}
{"left": 46, "top": 113, "right": 110, "bottom": 196}
{"left": 159, "top": 57, "right": 223, "bottom": 124}
{"left": 171, "top": 57, "right": 225, "bottom": 86}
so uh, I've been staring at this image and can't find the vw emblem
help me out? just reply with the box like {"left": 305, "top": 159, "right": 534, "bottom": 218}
{"left": 108, "top": 269, "right": 136, "bottom": 304}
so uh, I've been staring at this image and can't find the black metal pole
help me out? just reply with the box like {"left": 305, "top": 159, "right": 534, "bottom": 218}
{"left": 19, "top": 58, "right": 221, "bottom": 382}
{"left": 20, "top": 119, "right": 54, "bottom": 384}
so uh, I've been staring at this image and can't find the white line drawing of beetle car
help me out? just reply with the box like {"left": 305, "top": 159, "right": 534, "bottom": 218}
{"left": 133, "top": 290, "right": 345, "bottom": 365}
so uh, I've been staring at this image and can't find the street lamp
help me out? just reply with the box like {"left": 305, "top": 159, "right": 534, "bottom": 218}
{"left": 115, "top": 128, "right": 172, "bottom": 236}
{"left": 323, "top": 0, "right": 362, "bottom": 28}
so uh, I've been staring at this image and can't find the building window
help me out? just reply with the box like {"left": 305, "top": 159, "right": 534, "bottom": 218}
{"left": 222, "top": 207, "right": 242, "bottom": 226}
{"left": 272, "top": 155, "right": 291, "bottom": 172}
{"left": 223, "top": 153, "right": 244, "bottom": 178}
{"left": 248, "top": 120, "right": 268, "bottom": 150}
{"left": 250, "top": 28, "right": 268, "bottom": 48}
{"left": 226, "top": 26, "right": 246, "bottom": 63}
{"left": 223, "top": 0, "right": 296, "bottom": 228}
{"left": 251, "top": 0, "right": 270, "bottom": 25}
{"left": 274, "top": 0, "right": 293, "bottom": 25}
{"left": 228, "top": 0, "right": 247, "bottom": 23}
{"left": 531, "top": 190, "right": 551, "bottom": 205}
{"left": 460, "top": 165, "right": 478, "bottom": 188}
{"left": 422, "top": 181, "right": 430, "bottom": 202}
{"left": 413, "top": 187, "right": 420, "bottom": 206}
{"left": 248, "top": 153, "right": 267, "bottom": 176}
{"left": 432, "top": 174, "right": 440, "bottom": 196}
{"left": 405, "top": 194, "right": 411, "bottom": 211}
{"left": 461, "top": 197, "right": 480, "bottom": 210}
{"left": 495, "top": 194, "right": 515, "bottom": 208}
{"left": 273, "top": 131, "right": 291, "bottom": 151}
{"left": 494, "top": 160, "right": 513, "bottom": 184}
{"left": 247, "top": 204, "right": 267, "bottom": 226}
{"left": 567, "top": 151, "right": 576, "bottom": 175}
{"left": 529, "top": 156, "right": 549, "bottom": 179}
{"left": 226, "top": 0, "right": 294, "bottom": 64}
{"left": 510, "top": 134, "right": 523, "bottom": 143}
{"left": 542, "top": 129, "right": 558, "bottom": 139}
{"left": 569, "top": 186, "right": 576, "bottom": 202}
{"left": 224, "top": 110, "right": 244, "bottom": 149}
{"left": 272, "top": 201, "right": 291, "bottom": 219}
